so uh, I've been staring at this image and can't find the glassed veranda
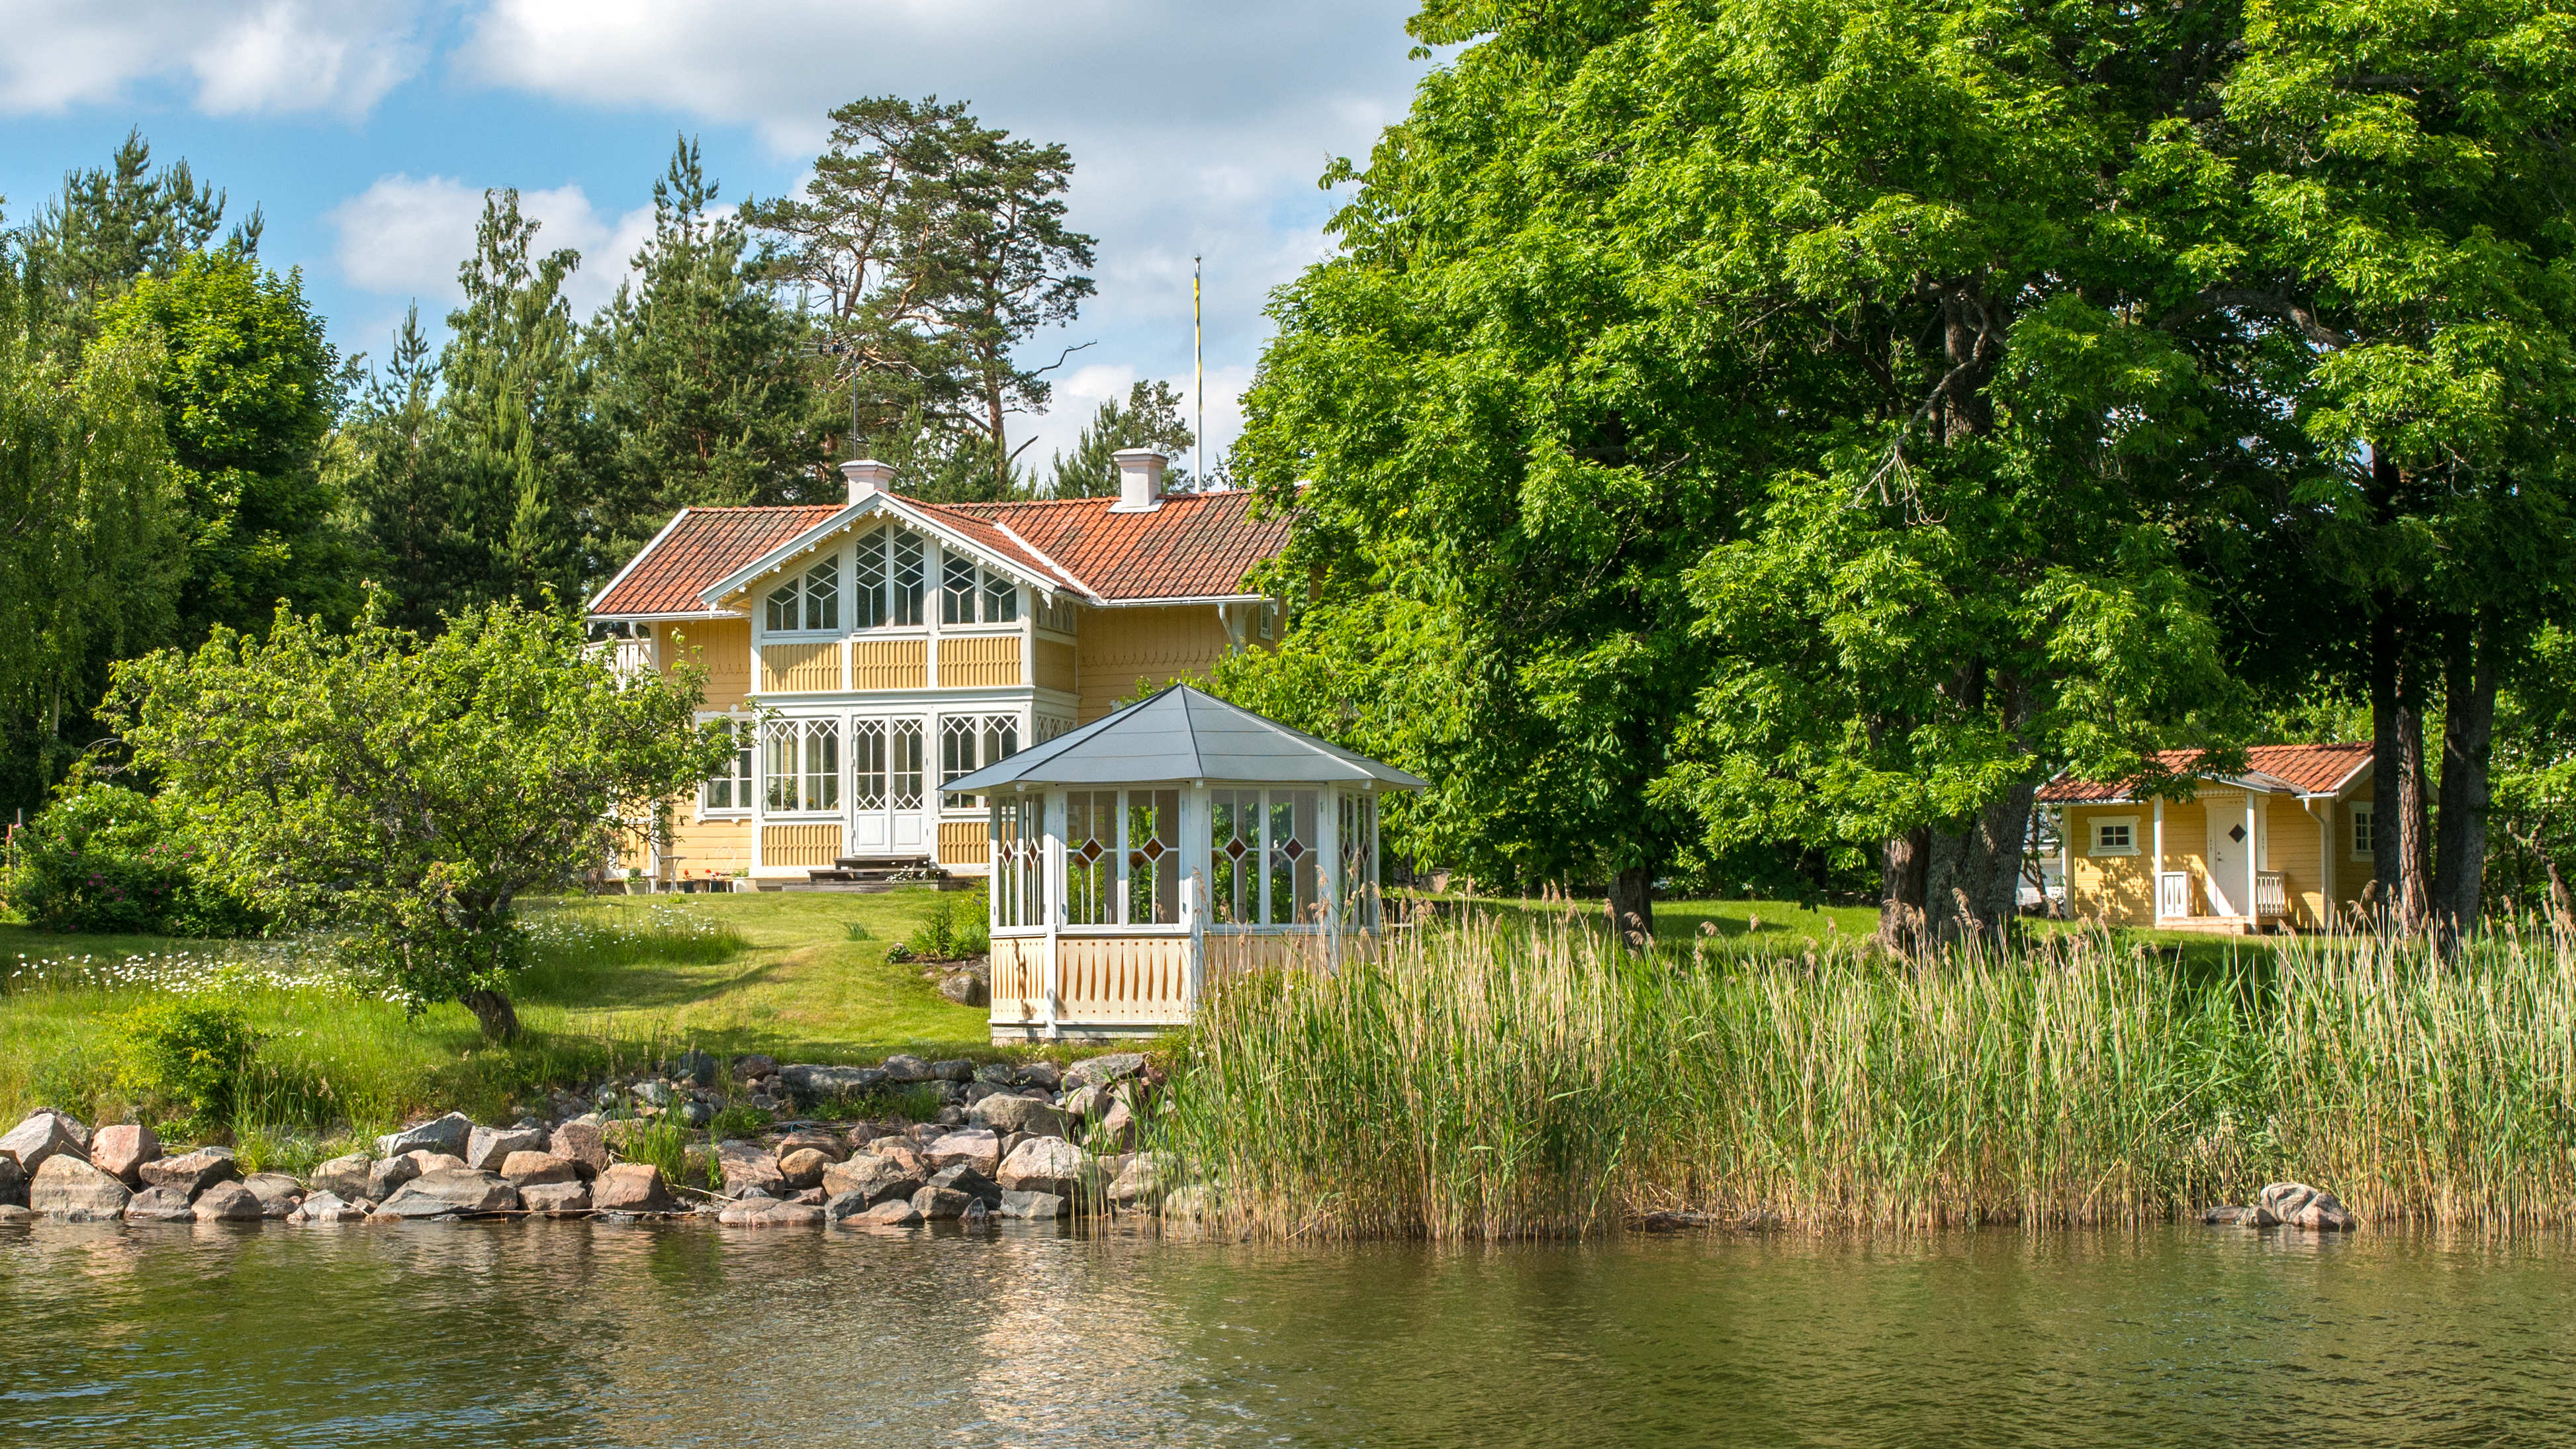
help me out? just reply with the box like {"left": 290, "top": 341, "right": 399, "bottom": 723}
{"left": 947, "top": 685, "right": 1424, "bottom": 1044}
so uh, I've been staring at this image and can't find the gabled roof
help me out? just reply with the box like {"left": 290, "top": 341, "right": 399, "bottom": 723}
{"left": 590, "top": 506, "right": 842, "bottom": 617}
{"left": 587, "top": 489, "right": 1293, "bottom": 620}
{"left": 944, "top": 684, "right": 1427, "bottom": 792}
{"left": 2039, "top": 743, "right": 2373, "bottom": 804}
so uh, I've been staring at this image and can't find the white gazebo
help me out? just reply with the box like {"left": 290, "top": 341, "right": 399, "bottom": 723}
{"left": 941, "top": 684, "right": 1425, "bottom": 1043}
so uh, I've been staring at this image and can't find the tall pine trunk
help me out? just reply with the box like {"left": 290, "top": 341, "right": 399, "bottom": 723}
{"left": 2370, "top": 604, "right": 2434, "bottom": 932}
{"left": 2430, "top": 615, "right": 2499, "bottom": 942}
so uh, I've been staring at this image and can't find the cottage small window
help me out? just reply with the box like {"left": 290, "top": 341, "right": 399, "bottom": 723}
{"left": 941, "top": 552, "right": 1021, "bottom": 625}
{"left": 764, "top": 556, "right": 840, "bottom": 633}
{"left": 1258, "top": 600, "right": 1275, "bottom": 640}
{"left": 702, "top": 719, "right": 753, "bottom": 813}
{"left": 2089, "top": 816, "right": 2139, "bottom": 857}
{"left": 2352, "top": 802, "right": 2375, "bottom": 860}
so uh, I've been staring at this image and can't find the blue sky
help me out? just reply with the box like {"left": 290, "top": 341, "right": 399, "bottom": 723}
{"left": 0, "top": 1, "right": 1436, "bottom": 467}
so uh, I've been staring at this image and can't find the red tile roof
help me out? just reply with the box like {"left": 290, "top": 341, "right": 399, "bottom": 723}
{"left": 2038, "top": 743, "right": 2373, "bottom": 803}
{"left": 590, "top": 506, "right": 841, "bottom": 616}
{"left": 588, "top": 490, "right": 1293, "bottom": 618}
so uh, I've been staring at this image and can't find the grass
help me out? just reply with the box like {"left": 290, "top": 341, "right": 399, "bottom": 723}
{"left": 0, "top": 888, "right": 999, "bottom": 1139}
{"left": 1165, "top": 909, "right": 2576, "bottom": 1239}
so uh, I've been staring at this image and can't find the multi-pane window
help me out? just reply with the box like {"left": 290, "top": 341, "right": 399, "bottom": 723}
{"left": 764, "top": 556, "right": 840, "bottom": 633}
{"left": 2352, "top": 803, "right": 2376, "bottom": 859}
{"left": 1338, "top": 792, "right": 1379, "bottom": 930}
{"left": 1035, "top": 716, "right": 1074, "bottom": 745}
{"left": 2088, "top": 818, "right": 2137, "bottom": 857}
{"left": 1127, "top": 788, "right": 1182, "bottom": 925}
{"left": 702, "top": 719, "right": 754, "bottom": 813}
{"left": 1065, "top": 790, "right": 1117, "bottom": 925}
{"left": 763, "top": 720, "right": 839, "bottom": 812}
{"left": 942, "top": 554, "right": 1021, "bottom": 624}
{"left": 851, "top": 527, "right": 926, "bottom": 628}
{"left": 852, "top": 720, "right": 887, "bottom": 808}
{"left": 941, "top": 714, "right": 1019, "bottom": 809}
{"left": 890, "top": 720, "right": 925, "bottom": 809}
{"left": 992, "top": 796, "right": 1042, "bottom": 929}
{"left": 1207, "top": 787, "right": 1321, "bottom": 926}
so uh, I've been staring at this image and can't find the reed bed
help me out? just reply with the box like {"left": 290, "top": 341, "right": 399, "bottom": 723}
{"left": 1163, "top": 915, "right": 2576, "bottom": 1239}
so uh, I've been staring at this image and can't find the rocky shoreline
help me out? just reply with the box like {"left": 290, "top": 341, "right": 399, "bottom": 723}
{"left": 0, "top": 1049, "right": 1196, "bottom": 1229}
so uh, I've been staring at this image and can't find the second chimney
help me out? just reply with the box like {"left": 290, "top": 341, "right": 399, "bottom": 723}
{"left": 839, "top": 458, "right": 896, "bottom": 504}
{"left": 1109, "top": 448, "right": 1167, "bottom": 512}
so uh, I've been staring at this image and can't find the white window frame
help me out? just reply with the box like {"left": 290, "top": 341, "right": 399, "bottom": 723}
{"left": 698, "top": 714, "right": 755, "bottom": 818}
{"left": 762, "top": 717, "right": 842, "bottom": 816}
{"left": 2088, "top": 815, "right": 2140, "bottom": 857}
{"left": 851, "top": 524, "right": 928, "bottom": 631}
{"left": 2351, "top": 801, "right": 2376, "bottom": 861}
{"left": 761, "top": 548, "right": 845, "bottom": 639}
{"left": 940, "top": 712, "right": 1022, "bottom": 812}
{"left": 940, "top": 551, "right": 1023, "bottom": 628}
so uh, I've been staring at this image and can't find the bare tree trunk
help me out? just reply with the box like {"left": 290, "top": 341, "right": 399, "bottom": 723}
{"left": 1605, "top": 866, "right": 1655, "bottom": 948}
{"left": 1879, "top": 827, "right": 1930, "bottom": 954}
{"left": 1919, "top": 784, "right": 2036, "bottom": 951}
{"left": 2431, "top": 616, "right": 2499, "bottom": 944}
{"left": 460, "top": 988, "right": 522, "bottom": 1041}
{"left": 2371, "top": 604, "right": 2434, "bottom": 933}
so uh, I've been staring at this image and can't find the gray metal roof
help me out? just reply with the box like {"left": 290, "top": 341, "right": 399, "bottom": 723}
{"left": 944, "top": 684, "right": 1427, "bottom": 792}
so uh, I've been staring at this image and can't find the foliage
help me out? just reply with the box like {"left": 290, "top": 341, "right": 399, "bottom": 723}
{"left": 102, "top": 592, "right": 733, "bottom": 1038}
{"left": 708, "top": 1103, "right": 773, "bottom": 1138}
{"left": 17, "top": 128, "right": 243, "bottom": 335}
{"left": 93, "top": 249, "right": 359, "bottom": 644}
{"left": 118, "top": 988, "right": 260, "bottom": 1136}
{"left": 745, "top": 95, "right": 1096, "bottom": 498}
{"left": 2493, "top": 625, "right": 2576, "bottom": 925}
{"left": 1046, "top": 379, "right": 1197, "bottom": 496}
{"left": 0, "top": 780, "right": 261, "bottom": 937}
{"left": 903, "top": 882, "right": 989, "bottom": 962}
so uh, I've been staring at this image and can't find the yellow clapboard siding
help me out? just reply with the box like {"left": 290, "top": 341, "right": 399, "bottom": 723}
{"left": 660, "top": 618, "right": 751, "bottom": 710}
{"left": 762, "top": 823, "right": 840, "bottom": 868}
{"left": 851, "top": 637, "right": 928, "bottom": 690}
{"left": 1074, "top": 605, "right": 1230, "bottom": 722}
{"left": 939, "top": 633, "right": 1021, "bottom": 688}
{"left": 760, "top": 641, "right": 842, "bottom": 692}
{"left": 938, "top": 819, "right": 989, "bottom": 866}
{"left": 1034, "top": 637, "right": 1077, "bottom": 694}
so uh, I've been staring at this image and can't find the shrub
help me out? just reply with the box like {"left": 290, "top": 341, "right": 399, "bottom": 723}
{"left": 1, "top": 781, "right": 262, "bottom": 937}
{"left": 903, "top": 883, "right": 990, "bottom": 962}
{"left": 708, "top": 1103, "right": 773, "bottom": 1138}
{"left": 119, "top": 990, "right": 261, "bottom": 1135}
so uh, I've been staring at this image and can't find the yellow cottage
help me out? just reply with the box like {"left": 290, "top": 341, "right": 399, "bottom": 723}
{"left": 2039, "top": 743, "right": 2379, "bottom": 933}
{"left": 586, "top": 450, "right": 1292, "bottom": 887}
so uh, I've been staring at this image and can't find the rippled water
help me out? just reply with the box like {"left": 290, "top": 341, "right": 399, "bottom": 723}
{"left": 4, "top": 1220, "right": 2570, "bottom": 1446}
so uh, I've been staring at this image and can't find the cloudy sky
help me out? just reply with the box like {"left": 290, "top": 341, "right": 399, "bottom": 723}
{"left": 0, "top": 1, "right": 1437, "bottom": 469}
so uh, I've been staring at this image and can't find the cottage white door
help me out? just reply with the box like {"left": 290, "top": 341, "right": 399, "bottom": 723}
{"left": 846, "top": 716, "right": 929, "bottom": 858}
{"left": 2204, "top": 798, "right": 2253, "bottom": 918}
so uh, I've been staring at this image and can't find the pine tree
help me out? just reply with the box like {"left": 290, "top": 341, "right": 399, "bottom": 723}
{"left": 1046, "top": 380, "right": 1195, "bottom": 497}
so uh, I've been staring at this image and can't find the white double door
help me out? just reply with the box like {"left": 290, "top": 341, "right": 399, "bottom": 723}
{"left": 846, "top": 714, "right": 930, "bottom": 857}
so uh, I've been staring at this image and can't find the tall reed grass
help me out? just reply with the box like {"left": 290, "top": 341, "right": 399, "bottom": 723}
{"left": 1163, "top": 915, "right": 2576, "bottom": 1238}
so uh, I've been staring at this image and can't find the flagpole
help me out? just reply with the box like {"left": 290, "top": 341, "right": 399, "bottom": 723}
{"left": 1193, "top": 255, "right": 1204, "bottom": 488}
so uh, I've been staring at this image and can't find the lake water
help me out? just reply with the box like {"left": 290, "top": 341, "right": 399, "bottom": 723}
{"left": 4, "top": 1219, "right": 2569, "bottom": 1446}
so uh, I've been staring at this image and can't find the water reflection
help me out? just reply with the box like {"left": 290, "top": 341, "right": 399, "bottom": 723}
{"left": 3, "top": 1221, "right": 2570, "bottom": 1447}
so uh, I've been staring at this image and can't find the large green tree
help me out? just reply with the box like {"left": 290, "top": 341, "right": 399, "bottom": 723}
{"left": 105, "top": 592, "right": 731, "bottom": 1039}
{"left": 1046, "top": 379, "right": 1196, "bottom": 496}
{"left": 19, "top": 128, "right": 246, "bottom": 336}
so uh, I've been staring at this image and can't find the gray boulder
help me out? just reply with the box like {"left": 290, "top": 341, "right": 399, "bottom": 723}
{"left": 1065, "top": 1052, "right": 1146, "bottom": 1091}
{"left": 774, "top": 1129, "right": 847, "bottom": 1164}
{"left": 191, "top": 1180, "right": 265, "bottom": 1222}
{"left": 925, "top": 1127, "right": 1001, "bottom": 1178}
{"left": 851, "top": 1198, "right": 921, "bottom": 1227}
{"left": 880, "top": 1052, "right": 936, "bottom": 1082}
{"left": 590, "top": 1163, "right": 679, "bottom": 1213}
{"left": 289, "top": 1191, "right": 371, "bottom": 1223}
{"left": 89, "top": 1124, "right": 161, "bottom": 1185}
{"left": 911, "top": 1184, "right": 973, "bottom": 1220}
{"left": 929, "top": 1163, "right": 1003, "bottom": 1207}
{"left": 138, "top": 1149, "right": 240, "bottom": 1198}
{"left": 242, "top": 1173, "right": 305, "bottom": 1217}
{"left": 996, "top": 1137, "right": 1099, "bottom": 1200}
{"left": 995, "top": 1189, "right": 1067, "bottom": 1220}
{"left": 968, "top": 1094, "right": 1068, "bottom": 1139}
{"left": 366, "top": 1154, "right": 422, "bottom": 1202}
{"left": 122, "top": 1186, "right": 197, "bottom": 1223}
{"left": 519, "top": 1181, "right": 592, "bottom": 1215}
{"left": 1161, "top": 1184, "right": 1223, "bottom": 1222}
{"left": 500, "top": 1151, "right": 580, "bottom": 1186}
{"left": 931, "top": 1058, "right": 976, "bottom": 1082}
{"left": 465, "top": 1124, "right": 549, "bottom": 1173}
{"left": 778, "top": 1064, "right": 890, "bottom": 1103}
{"left": 939, "top": 971, "right": 988, "bottom": 1007}
{"left": 1013, "top": 1060, "right": 1063, "bottom": 1090}
{"left": 2201, "top": 1203, "right": 2280, "bottom": 1227}
{"left": 715, "top": 1139, "right": 787, "bottom": 1199}
{"left": 312, "top": 1153, "right": 373, "bottom": 1201}
{"left": 1096, "top": 1096, "right": 1138, "bottom": 1151}
{"left": 377, "top": 1168, "right": 520, "bottom": 1217}
{"left": 0, "top": 1155, "right": 24, "bottom": 1208}
{"left": 375, "top": 1112, "right": 473, "bottom": 1160}
{"left": 1109, "top": 1155, "right": 1165, "bottom": 1211}
{"left": 778, "top": 1148, "right": 833, "bottom": 1191}
{"left": 974, "top": 1062, "right": 1017, "bottom": 1085}
{"left": 819, "top": 1155, "right": 923, "bottom": 1206}
{"left": 719, "top": 1197, "right": 825, "bottom": 1226}
{"left": 548, "top": 1120, "right": 609, "bottom": 1178}
{"left": 0, "top": 1109, "right": 90, "bottom": 1174}
{"left": 2260, "top": 1181, "right": 2360, "bottom": 1231}
{"left": 734, "top": 1053, "right": 780, "bottom": 1081}
{"left": 668, "top": 1049, "right": 719, "bottom": 1087}
{"left": 31, "top": 1155, "right": 128, "bottom": 1220}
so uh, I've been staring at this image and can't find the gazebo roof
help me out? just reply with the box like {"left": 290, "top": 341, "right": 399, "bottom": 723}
{"left": 944, "top": 684, "right": 1427, "bottom": 792}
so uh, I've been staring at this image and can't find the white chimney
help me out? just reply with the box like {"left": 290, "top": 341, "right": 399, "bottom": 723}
{"left": 1109, "top": 448, "right": 1167, "bottom": 512}
{"left": 839, "top": 458, "right": 895, "bottom": 503}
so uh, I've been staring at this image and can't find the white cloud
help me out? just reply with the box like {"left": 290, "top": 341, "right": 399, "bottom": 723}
{"left": 326, "top": 172, "right": 656, "bottom": 320}
{"left": 0, "top": 1, "right": 426, "bottom": 117}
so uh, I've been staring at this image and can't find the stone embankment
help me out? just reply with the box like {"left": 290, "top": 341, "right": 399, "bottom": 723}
{"left": 0, "top": 1051, "right": 1191, "bottom": 1229}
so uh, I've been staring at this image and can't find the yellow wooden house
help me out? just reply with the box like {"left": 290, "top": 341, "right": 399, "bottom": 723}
{"left": 2039, "top": 743, "right": 2379, "bottom": 933}
{"left": 586, "top": 451, "right": 1291, "bottom": 886}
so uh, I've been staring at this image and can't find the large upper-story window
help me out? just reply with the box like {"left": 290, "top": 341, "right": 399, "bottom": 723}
{"left": 765, "top": 555, "right": 839, "bottom": 633}
{"left": 854, "top": 527, "right": 927, "bottom": 628}
{"left": 942, "top": 555, "right": 1020, "bottom": 625}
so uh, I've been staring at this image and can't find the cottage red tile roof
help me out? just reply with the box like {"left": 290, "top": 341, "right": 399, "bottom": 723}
{"left": 590, "top": 506, "right": 842, "bottom": 616}
{"left": 2038, "top": 743, "right": 2373, "bottom": 804}
{"left": 588, "top": 490, "right": 1293, "bottom": 617}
